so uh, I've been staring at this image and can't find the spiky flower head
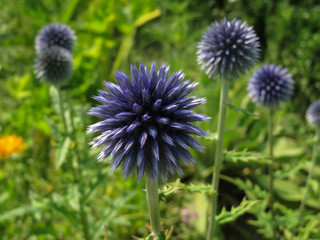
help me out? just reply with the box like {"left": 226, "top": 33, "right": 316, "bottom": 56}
{"left": 247, "top": 64, "right": 294, "bottom": 106}
{"left": 197, "top": 18, "right": 260, "bottom": 80}
{"left": 87, "top": 63, "right": 209, "bottom": 181}
{"left": 306, "top": 101, "right": 320, "bottom": 126}
{"left": 34, "top": 46, "right": 73, "bottom": 84}
{"left": 35, "top": 23, "right": 76, "bottom": 54}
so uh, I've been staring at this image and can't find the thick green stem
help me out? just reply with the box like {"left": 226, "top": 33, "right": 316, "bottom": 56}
{"left": 56, "top": 87, "right": 90, "bottom": 240}
{"left": 207, "top": 79, "right": 229, "bottom": 240}
{"left": 146, "top": 176, "right": 161, "bottom": 236}
{"left": 298, "top": 127, "right": 320, "bottom": 219}
{"left": 268, "top": 108, "right": 275, "bottom": 239}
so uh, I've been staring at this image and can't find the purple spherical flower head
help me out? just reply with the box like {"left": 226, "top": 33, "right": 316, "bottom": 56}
{"left": 197, "top": 18, "right": 260, "bottom": 80}
{"left": 34, "top": 46, "right": 73, "bottom": 84}
{"left": 306, "top": 101, "right": 320, "bottom": 126}
{"left": 248, "top": 64, "right": 294, "bottom": 106}
{"left": 87, "top": 63, "right": 210, "bottom": 181}
{"left": 35, "top": 23, "right": 76, "bottom": 54}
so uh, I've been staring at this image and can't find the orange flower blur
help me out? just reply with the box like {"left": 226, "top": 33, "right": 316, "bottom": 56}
{"left": 0, "top": 135, "right": 25, "bottom": 159}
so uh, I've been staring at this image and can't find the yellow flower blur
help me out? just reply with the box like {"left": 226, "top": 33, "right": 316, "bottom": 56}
{"left": 0, "top": 135, "right": 25, "bottom": 159}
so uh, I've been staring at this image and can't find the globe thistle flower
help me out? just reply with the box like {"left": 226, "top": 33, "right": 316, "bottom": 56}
{"left": 248, "top": 64, "right": 294, "bottom": 106}
{"left": 197, "top": 18, "right": 260, "bottom": 79}
{"left": 87, "top": 63, "right": 209, "bottom": 181}
{"left": 306, "top": 101, "right": 320, "bottom": 126}
{"left": 35, "top": 23, "right": 76, "bottom": 54}
{"left": 34, "top": 46, "right": 73, "bottom": 84}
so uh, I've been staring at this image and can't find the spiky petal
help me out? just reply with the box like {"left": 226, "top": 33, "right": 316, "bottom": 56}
{"left": 197, "top": 18, "right": 260, "bottom": 80}
{"left": 87, "top": 63, "right": 210, "bottom": 181}
{"left": 248, "top": 64, "right": 294, "bottom": 106}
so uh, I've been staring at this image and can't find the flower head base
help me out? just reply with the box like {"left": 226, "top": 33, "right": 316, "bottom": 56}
{"left": 88, "top": 63, "right": 209, "bottom": 181}
{"left": 35, "top": 23, "right": 76, "bottom": 54}
{"left": 0, "top": 135, "right": 25, "bottom": 159}
{"left": 197, "top": 18, "right": 260, "bottom": 80}
{"left": 306, "top": 101, "right": 320, "bottom": 126}
{"left": 248, "top": 64, "right": 294, "bottom": 106}
{"left": 34, "top": 46, "right": 73, "bottom": 84}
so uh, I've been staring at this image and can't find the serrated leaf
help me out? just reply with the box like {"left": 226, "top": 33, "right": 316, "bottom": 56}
{"left": 216, "top": 198, "right": 260, "bottom": 225}
{"left": 160, "top": 178, "right": 181, "bottom": 197}
{"left": 56, "top": 137, "right": 71, "bottom": 169}
{"left": 159, "top": 179, "right": 215, "bottom": 199}
{"left": 224, "top": 149, "right": 271, "bottom": 165}
{"left": 220, "top": 175, "right": 268, "bottom": 200}
{"left": 185, "top": 183, "right": 213, "bottom": 194}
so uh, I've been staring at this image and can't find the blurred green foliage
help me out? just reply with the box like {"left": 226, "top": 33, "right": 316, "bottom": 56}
{"left": 1, "top": 0, "right": 320, "bottom": 239}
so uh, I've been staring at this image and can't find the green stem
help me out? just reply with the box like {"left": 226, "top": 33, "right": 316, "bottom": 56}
{"left": 268, "top": 107, "right": 275, "bottom": 239}
{"left": 66, "top": 97, "right": 90, "bottom": 240}
{"left": 57, "top": 86, "right": 68, "bottom": 133}
{"left": 56, "top": 87, "right": 90, "bottom": 240}
{"left": 298, "top": 127, "right": 320, "bottom": 219}
{"left": 207, "top": 79, "right": 229, "bottom": 240}
{"left": 146, "top": 176, "right": 161, "bottom": 236}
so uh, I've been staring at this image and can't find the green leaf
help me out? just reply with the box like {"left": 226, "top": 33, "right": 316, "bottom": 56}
{"left": 0, "top": 192, "right": 9, "bottom": 204}
{"left": 185, "top": 183, "right": 213, "bottom": 194}
{"left": 56, "top": 137, "right": 71, "bottom": 169}
{"left": 49, "top": 85, "right": 61, "bottom": 118}
{"left": 62, "top": 0, "right": 80, "bottom": 22}
{"left": 216, "top": 198, "right": 260, "bottom": 225}
{"left": 43, "top": 115, "right": 60, "bottom": 140}
{"left": 50, "top": 193, "right": 79, "bottom": 224}
{"left": 220, "top": 175, "right": 268, "bottom": 200}
{"left": 159, "top": 179, "right": 215, "bottom": 199}
{"left": 134, "top": 8, "right": 161, "bottom": 27}
{"left": 0, "top": 205, "right": 40, "bottom": 222}
{"left": 273, "top": 137, "right": 304, "bottom": 158}
{"left": 227, "top": 104, "right": 257, "bottom": 117}
{"left": 224, "top": 149, "right": 271, "bottom": 165}
{"left": 82, "top": 171, "right": 108, "bottom": 202}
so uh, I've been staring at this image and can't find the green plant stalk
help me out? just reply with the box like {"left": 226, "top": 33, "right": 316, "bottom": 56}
{"left": 57, "top": 86, "right": 68, "bottom": 132}
{"left": 146, "top": 175, "right": 161, "bottom": 236}
{"left": 298, "top": 127, "right": 320, "bottom": 219}
{"left": 67, "top": 96, "right": 91, "bottom": 240}
{"left": 56, "top": 87, "right": 90, "bottom": 240}
{"left": 207, "top": 79, "right": 229, "bottom": 240}
{"left": 268, "top": 107, "right": 275, "bottom": 239}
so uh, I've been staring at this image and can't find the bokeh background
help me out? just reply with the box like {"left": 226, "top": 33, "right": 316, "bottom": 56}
{"left": 1, "top": 0, "right": 320, "bottom": 239}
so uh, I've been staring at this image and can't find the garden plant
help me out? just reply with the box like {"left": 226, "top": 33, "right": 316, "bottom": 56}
{"left": 1, "top": 0, "right": 320, "bottom": 240}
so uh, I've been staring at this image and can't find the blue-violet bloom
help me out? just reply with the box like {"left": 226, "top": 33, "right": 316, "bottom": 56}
{"left": 87, "top": 63, "right": 209, "bottom": 181}
{"left": 35, "top": 23, "right": 76, "bottom": 54}
{"left": 34, "top": 46, "right": 73, "bottom": 84}
{"left": 197, "top": 18, "right": 260, "bottom": 80}
{"left": 306, "top": 101, "right": 320, "bottom": 126}
{"left": 248, "top": 64, "right": 294, "bottom": 106}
